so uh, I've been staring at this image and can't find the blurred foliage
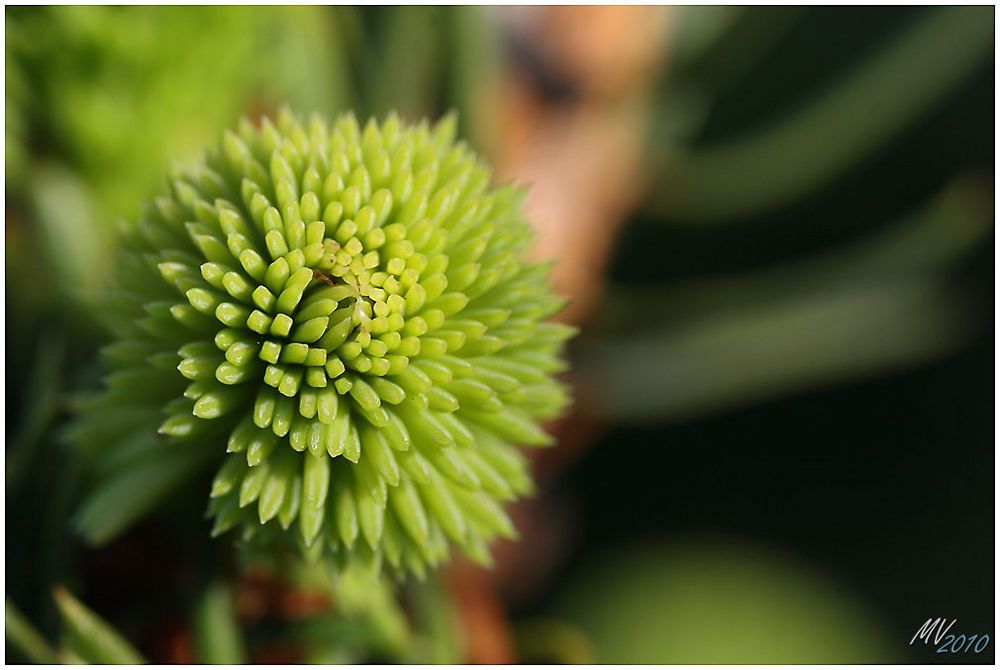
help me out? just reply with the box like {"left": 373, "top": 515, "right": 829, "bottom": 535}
{"left": 5, "top": 599, "right": 59, "bottom": 664}
{"left": 652, "top": 6, "right": 992, "bottom": 223}
{"left": 193, "top": 582, "right": 245, "bottom": 664}
{"left": 6, "top": 6, "right": 352, "bottom": 299}
{"left": 553, "top": 538, "right": 898, "bottom": 663}
{"left": 586, "top": 177, "right": 991, "bottom": 421}
{"left": 6, "top": 590, "right": 145, "bottom": 664}
{"left": 586, "top": 5, "right": 992, "bottom": 423}
{"left": 52, "top": 587, "right": 146, "bottom": 664}
{"left": 5, "top": 5, "right": 994, "bottom": 664}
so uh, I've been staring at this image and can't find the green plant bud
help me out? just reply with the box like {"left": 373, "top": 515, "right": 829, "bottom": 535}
{"left": 70, "top": 109, "right": 573, "bottom": 576}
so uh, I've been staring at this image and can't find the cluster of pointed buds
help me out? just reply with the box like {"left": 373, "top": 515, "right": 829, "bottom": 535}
{"left": 71, "top": 109, "right": 573, "bottom": 576}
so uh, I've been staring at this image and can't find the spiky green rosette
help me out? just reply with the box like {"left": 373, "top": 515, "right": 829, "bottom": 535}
{"left": 71, "top": 109, "right": 572, "bottom": 576}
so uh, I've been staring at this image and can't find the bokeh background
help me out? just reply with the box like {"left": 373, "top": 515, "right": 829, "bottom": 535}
{"left": 6, "top": 5, "right": 994, "bottom": 664}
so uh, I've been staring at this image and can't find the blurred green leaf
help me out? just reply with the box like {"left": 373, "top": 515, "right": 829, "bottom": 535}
{"left": 330, "top": 562, "right": 413, "bottom": 661}
{"left": 28, "top": 166, "right": 109, "bottom": 302}
{"left": 407, "top": 575, "right": 461, "bottom": 664}
{"left": 655, "top": 6, "right": 992, "bottom": 222}
{"left": 369, "top": 7, "right": 444, "bottom": 118}
{"left": 589, "top": 178, "right": 989, "bottom": 422}
{"left": 651, "top": 8, "right": 804, "bottom": 149}
{"left": 555, "top": 538, "right": 899, "bottom": 663}
{"left": 7, "top": 6, "right": 352, "bottom": 239}
{"left": 259, "top": 7, "right": 356, "bottom": 116}
{"left": 666, "top": 6, "right": 804, "bottom": 93}
{"left": 194, "top": 582, "right": 245, "bottom": 664}
{"left": 5, "top": 598, "right": 59, "bottom": 664}
{"left": 75, "top": 443, "right": 212, "bottom": 545}
{"left": 448, "top": 6, "right": 503, "bottom": 146}
{"left": 668, "top": 7, "right": 746, "bottom": 68}
{"left": 6, "top": 332, "right": 66, "bottom": 492}
{"left": 603, "top": 177, "right": 993, "bottom": 329}
{"left": 53, "top": 587, "right": 145, "bottom": 664}
{"left": 585, "top": 280, "right": 973, "bottom": 422}
{"left": 515, "top": 619, "right": 596, "bottom": 664}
